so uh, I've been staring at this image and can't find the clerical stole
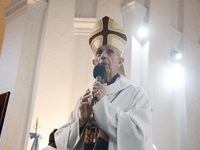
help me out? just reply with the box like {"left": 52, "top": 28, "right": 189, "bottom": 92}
{"left": 83, "top": 116, "right": 108, "bottom": 150}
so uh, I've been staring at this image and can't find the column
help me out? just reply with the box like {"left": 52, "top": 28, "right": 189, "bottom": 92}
{"left": 2, "top": 0, "right": 47, "bottom": 150}
{"left": 122, "top": 1, "right": 147, "bottom": 85}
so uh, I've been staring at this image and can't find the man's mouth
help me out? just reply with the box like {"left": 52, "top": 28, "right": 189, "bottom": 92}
{"left": 100, "top": 63, "right": 109, "bottom": 66}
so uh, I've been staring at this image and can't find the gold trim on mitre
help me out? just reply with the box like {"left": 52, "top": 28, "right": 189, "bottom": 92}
{"left": 89, "top": 16, "right": 127, "bottom": 54}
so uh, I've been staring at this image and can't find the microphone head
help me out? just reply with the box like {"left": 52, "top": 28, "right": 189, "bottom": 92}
{"left": 93, "top": 65, "right": 106, "bottom": 79}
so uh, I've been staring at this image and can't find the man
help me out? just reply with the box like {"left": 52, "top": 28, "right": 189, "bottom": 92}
{"left": 55, "top": 16, "right": 153, "bottom": 150}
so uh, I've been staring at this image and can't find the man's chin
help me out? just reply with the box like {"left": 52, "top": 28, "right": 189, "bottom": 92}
{"left": 104, "top": 68, "right": 110, "bottom": 74}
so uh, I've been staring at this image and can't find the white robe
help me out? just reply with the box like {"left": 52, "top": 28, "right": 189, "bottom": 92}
{"left": 55, "top": 75, "right": 153, "bottom": 150}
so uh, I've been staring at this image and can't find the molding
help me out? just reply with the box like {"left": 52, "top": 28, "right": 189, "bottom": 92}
{"left": 6, "top": 4, "right": 27, "bottom": 23}
{"left": 73, "top": 17, "right": 96, "bottom": 35}
{"left": 121, "top": 1, "right": 147, "bottom": 16}
{"left": 4, "top": 0, "right": 27, "bottom": 17}
{"left": 26, "top": 0, "right": 47, "bottom": 19}
{"left": 6, "top": 0, "right": 47, "bottom": 23}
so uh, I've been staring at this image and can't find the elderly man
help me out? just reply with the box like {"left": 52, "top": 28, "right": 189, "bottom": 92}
{"left": 55, "top": 16, "right": 153, "bottom": 150}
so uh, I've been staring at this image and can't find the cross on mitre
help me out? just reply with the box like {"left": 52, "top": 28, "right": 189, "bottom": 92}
{"left": 89, "top": 16, "right": 127, "bottom": 54}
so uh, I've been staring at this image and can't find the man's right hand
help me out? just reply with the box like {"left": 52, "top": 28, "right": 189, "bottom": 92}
{"left": 79, "top": 89, "right": 94, "bottom": 128}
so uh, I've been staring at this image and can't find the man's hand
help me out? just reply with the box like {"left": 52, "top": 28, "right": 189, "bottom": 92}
{"left": 79, "top": 89, "right": 94, "bottom": 128}
{"left": 92, "top": 82, "right": 106, "bottom": 101}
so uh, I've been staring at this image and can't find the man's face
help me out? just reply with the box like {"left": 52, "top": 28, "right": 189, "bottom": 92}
{"left": 92, "top": 45, "right": 124, "bottom": 76}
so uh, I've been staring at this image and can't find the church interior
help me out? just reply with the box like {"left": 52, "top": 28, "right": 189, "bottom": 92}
{"left": 0, "top": 0, "right": 200, "bottom": 149}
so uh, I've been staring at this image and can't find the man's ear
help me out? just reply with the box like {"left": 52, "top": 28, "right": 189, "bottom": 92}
{"left": 92, "top": 59, "right": 96, "bottom": 66}
{"left": 118, "top": 57, "right": 124, "bottom": 67}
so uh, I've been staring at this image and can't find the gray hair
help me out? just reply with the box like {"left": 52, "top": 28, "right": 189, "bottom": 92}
{"left": 93, "top": 46, "right": 122, "bottom": 58}
{"left": 115, "top": 48, "right": 122, "bottom": 57}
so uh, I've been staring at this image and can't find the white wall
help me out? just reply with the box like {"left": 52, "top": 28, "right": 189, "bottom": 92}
{"left": 27, "top": 0, "right": 77, "bottom": 149}
{"left": 184, "top": 0, "right": 200, "bottom": 149}
{"left": 148, "top": 0, "right": 200, "bottom": 150}
{"left": 148, "top": 0, "right": 186, "bottom": 149}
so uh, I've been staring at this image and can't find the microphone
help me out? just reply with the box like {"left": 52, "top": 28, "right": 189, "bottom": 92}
{"left": 93, "top": 64, "right": 106, "bottom": 82}
{"left": 93, "top": 65, "right": 106, "bottom": 103}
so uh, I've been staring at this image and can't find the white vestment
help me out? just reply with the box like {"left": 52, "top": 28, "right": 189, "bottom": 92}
{"left": 55, "top": 75, "right": 153, "bottom": 150}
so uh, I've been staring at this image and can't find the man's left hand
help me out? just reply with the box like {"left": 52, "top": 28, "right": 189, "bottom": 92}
{"left": 92, "top": 82, "right": 106, "bottom": 101}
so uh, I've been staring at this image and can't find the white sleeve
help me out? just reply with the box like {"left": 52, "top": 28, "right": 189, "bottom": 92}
{"left": 54, "top": 97, "right": 84, "bottom": 150}
{"left": 92, "top": 88, "right": 153, "bottom": 150}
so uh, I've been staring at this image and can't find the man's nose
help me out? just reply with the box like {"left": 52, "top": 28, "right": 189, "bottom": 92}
{"left": 100, "top": 51, "right": 107, "bottom": 59}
